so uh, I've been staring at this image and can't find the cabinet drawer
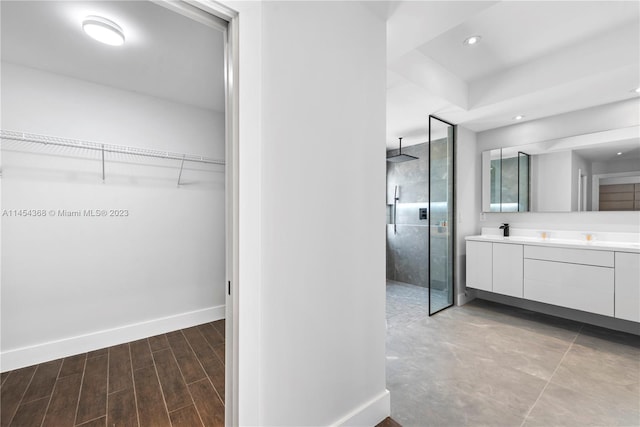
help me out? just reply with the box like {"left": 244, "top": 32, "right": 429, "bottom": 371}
{"left": 524, "top": 259, "right": 614, "bottom": 316}
{"left": 524, "top": 245, "right": 613, "bottom": 267}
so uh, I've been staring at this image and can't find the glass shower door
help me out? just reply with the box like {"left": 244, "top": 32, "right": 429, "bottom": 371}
{"left": 428, "top": 115, "right": 455, "bottom": 315}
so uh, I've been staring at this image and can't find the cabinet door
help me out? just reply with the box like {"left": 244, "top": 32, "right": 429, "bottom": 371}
{"left": 466, "top": 241, "right": 492, "bottom": 291}
{"left": 493, "top": 243, "right": 523, "bottom": 297}
{"left": 615, "top": 252, "right": 640, "bottom": 322}
{"left": 524, "top": 259, "right": 614, "bottom": 316}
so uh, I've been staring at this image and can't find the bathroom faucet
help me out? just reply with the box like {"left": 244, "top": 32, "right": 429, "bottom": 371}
{"left": 499, "top": 223, "right": 510, "bottom": 237}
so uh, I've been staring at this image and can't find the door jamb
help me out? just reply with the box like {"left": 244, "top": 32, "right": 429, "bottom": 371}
{"left": 151, "top": 1, "right": 240, "bottom": 425}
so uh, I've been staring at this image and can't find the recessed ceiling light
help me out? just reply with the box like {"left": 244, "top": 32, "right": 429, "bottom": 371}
{"left": 463, "top": 35, "right": 481, "bottom": 46}
{"left": 513, "top": 115, "right": 524, "bottom": 120}
{"left": 617, "top": 152, "right": 623, "bottom": 156}
{"left": 635, "top": 87, "right": 640, "bottom": 93}
{"left": 82, "top": 16, "right": 125, "bottom": 46}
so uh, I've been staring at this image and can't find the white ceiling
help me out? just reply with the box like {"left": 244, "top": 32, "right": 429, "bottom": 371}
{"left": 0, "top": 1, "right": 225, "bottom": 112}
{"left": 381, "top": 1, "right": 640, "bottom": 148}
{"left": 2, "top": 1, "right": 638, "bottom": 145}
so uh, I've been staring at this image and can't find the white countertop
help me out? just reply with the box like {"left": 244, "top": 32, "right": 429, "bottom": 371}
{"left": 465, "top": 234, "right": 640, "bottom": 253}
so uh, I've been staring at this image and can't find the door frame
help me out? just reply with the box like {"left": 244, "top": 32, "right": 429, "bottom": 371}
{"left": 427, "top": 114, "right": 456, "bottom": 316}
{"left": 153, "top": 1, "right": 239, "bottom": 425}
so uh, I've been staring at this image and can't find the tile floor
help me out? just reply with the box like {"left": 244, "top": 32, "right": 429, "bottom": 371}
{"left": 0, "top": 320, "right": 225, "bottom": 427}
{"left": 386, "top": 280, "right": 449, "bottom": 324}
{"left": 386, "top": 281, "right": 640, "bottom": 427}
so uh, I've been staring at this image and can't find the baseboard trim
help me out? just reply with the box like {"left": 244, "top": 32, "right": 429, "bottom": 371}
{"left": 1, "top": 305, "right": 225, "bottom": 372}
{"left": 457, "top": 289, "right": 477, "bottom": 306}
{"left": 332, "top": 389, "right": 390, "bottom": 427}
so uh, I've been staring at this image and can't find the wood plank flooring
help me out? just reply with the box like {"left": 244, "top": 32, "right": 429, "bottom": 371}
{"left": 0, "top": 320, "right": 225, "bottom": 427}
{"left": 376, "top": 417, "right": 402, "bottom": 427}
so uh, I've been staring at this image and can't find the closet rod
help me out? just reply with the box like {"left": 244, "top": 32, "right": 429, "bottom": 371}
{"left": 0, "top": 130, "right": 225, "bottom": 165}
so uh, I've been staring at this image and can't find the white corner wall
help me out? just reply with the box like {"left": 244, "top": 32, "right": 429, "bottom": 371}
{"left": 475, "top": 99, "right": 640, "bottom": 232}
{"left": 259, "top": 2, "right": 388, "bottom": 425}
{"left": 0, "top": 62, "right": 226, "bottom": 370}
{"left": 220, "top": 0, "right": 389, "bottom": 425}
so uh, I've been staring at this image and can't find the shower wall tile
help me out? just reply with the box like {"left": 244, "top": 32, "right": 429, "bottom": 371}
{"left": 386, "top": 143, "right": 429, "bottom": 205}
{"left": 396, "top": 203, "right": 429, "bottom": 225}
{"left": 386, "top": 225, "right": 429, "bottom": 287}
{"left": 387, "top": 142, "right": 430, "bottom": 287}
{"left": 386, "top": 140, "right": 452, "bottom": 288}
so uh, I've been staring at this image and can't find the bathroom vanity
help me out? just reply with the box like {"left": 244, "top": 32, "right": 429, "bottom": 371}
{"left": 466, "top": 230, "right": 640, "bottom": 323}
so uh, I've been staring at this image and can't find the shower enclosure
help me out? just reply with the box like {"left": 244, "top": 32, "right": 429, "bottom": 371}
{"left": 386, "top": 115, "right": 455, "bottom": 315}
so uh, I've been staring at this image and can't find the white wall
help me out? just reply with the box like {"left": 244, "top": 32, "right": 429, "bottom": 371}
{"left": 258, "top": 2, "right": 388, "bottom": 425}
{"left": 477, "top": 98, "right": 640, "bottom": 150}
{"left": 455, "top": 126, "right": 480, "bottom": 304}
{"left": 0, "top": 62, "right": 226, "bottom": 369}
{"left": 476, "top": 99, "right": 640, "bottom": 232}
{"left": 215, "top": 0, "right": 389, "bottom": 425}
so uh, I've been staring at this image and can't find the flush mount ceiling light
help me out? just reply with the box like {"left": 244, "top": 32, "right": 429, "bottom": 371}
{"left": 513, "top": 115, "right": 524, "bottom": 121}
{"left": 635, "top": 87, "right": 640, "bottom": 93}
{"left": 617, "top": 152, "right": 623, "bottom": 156}
{"left": 463, "top": 35, "right": 481, "bottom": 46}
{"left": 82, "top": 16, "right": 125, "bottom": 46}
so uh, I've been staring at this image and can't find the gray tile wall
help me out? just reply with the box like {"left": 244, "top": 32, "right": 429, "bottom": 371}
{"left": 386, "top": 143, "right": 429, "bottom": 287}
{"left": 386, "top": 139, "right": 451, "bottom": 290}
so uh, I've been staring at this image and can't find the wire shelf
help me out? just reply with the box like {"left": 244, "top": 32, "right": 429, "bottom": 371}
{"left": 0, "top": 129, "right": 225, "bottom": 165}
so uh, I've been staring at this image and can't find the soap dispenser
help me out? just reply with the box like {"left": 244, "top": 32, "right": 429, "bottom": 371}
{"left": 499, "top": 223, "right": 510, "bottom": 237}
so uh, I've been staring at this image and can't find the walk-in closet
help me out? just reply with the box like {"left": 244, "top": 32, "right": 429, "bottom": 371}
{"left": 1, "top": 1, "right": 228, "bottom": 425}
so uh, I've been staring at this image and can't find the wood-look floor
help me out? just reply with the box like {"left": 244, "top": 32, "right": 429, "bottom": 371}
{"left": 376, "top": 417, "right": 402, "bottom": 427}
{"left": 0, "top": 320, "right": 225, "bottom": 427}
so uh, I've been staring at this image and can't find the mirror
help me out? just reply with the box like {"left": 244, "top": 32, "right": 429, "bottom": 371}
{"left": 482, "top": 126, "right": 640, "bottom": 212}
{"left": 483, "top": 149, "right": 530, "bottom": 212}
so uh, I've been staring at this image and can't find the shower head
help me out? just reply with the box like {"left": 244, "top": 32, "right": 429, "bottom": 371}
{"left": 386, "top": 153, "right": 419, "bottom": 163}
{"left": 387, "top": 137, "right": 419, "bottom": 163}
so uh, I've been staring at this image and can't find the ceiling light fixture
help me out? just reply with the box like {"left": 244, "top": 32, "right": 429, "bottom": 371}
{"left": 82, "top": 16, "right": 125, "bottom": 46}
{"left": 617, "top": 152, "right": 623, "bottom": 156}
{"left": 635, "top": 87, "right": 640, "bottom": 93}
{"left": 513, "top": 115, "right": 524, "bottom": 120}
{"left": 463, "top": 35, "right": 481, "bottom": 46}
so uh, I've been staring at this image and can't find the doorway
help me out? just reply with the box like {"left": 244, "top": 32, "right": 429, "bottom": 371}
{"left": 0, "top": 0, "right": 238, "bottom": 424}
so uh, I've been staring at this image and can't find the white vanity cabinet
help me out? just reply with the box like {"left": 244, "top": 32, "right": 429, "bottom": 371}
{"left": 615, "top": 252, "right": 640, "bottom": 322}
{"left": 466, "top": 241, "right": 523, "bottom": 297}
{"left": 465, "top": 235, "right": 640, "bottom": 324}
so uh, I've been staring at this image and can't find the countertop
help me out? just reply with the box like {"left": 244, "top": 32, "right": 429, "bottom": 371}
{"left": 465, "top": 234, "right": 640, "bottom": 253}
